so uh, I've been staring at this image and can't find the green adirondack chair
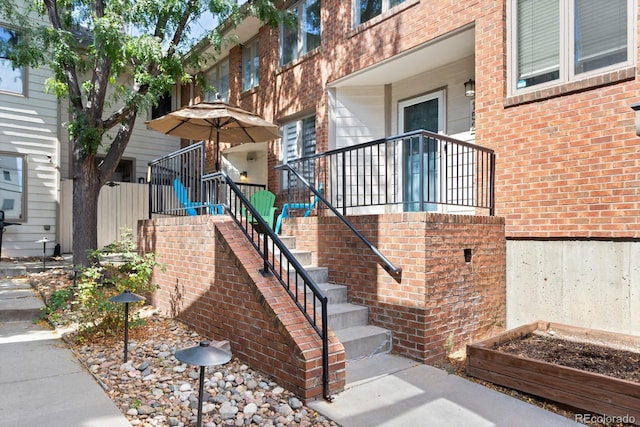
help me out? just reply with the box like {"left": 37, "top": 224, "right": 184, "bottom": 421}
{"left": 245, "top": 190, "right": 277, "bottom": 230}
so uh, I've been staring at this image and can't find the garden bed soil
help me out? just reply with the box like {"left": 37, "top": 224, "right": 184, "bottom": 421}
{"left": 466, "top": 321, "right": 640, "bottom": 425}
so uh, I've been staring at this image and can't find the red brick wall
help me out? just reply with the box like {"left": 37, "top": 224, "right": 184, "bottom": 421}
{"left": 283, "top": 212, "right": 506, "bottom": 364}
{"left": 228, "top": 0, "right": 639, "bottom": 239}
{"left": 138, "top": 215, "right": 346, "bottom": 401}
{"left": 474, "top": 3, "right": 640, "bottom": 238}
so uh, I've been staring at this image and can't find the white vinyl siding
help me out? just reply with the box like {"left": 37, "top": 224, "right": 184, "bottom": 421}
{"left": 333, "top": 86, "right": 385, "bottom": 148}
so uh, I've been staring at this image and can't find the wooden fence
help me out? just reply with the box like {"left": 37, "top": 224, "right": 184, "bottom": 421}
{"left": 59, "top": 179, "right": 149, "bottom": 252}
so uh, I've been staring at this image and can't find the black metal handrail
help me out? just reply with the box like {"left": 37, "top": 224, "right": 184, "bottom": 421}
{"left": 148, "top": 147, "right": 331, "bottom": 400}
{"left": 275, "top": 164, "right": 402, "bottom": 276}
{"left": 283, "top": 129, "right": 495, "bottom": 216}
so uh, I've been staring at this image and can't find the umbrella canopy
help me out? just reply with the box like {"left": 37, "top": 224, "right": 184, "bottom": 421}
{"left": 145, "top": 101, "right": 280, "bottom": 170}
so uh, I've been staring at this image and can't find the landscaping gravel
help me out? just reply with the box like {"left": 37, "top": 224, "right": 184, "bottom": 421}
{"left": 30, "top": 268, "right": 340, "bottom": 427}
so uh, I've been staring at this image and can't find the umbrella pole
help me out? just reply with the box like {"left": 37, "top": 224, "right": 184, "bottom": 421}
{"left": 215, "top": 130, "right": 220, "bottom": 172}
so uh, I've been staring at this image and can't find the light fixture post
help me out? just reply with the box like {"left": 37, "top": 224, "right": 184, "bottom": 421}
{"left": 108, "top": 290, "right": 145, "bottom": 363}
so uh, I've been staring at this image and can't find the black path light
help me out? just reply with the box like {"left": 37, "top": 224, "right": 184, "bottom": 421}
{"left": 108, "top": 290, "right": 145, "bottom": 363}
{"left": 35, "top": 237, "right": 50, "bottom": 271}
{"left": 175, "top": 341, "right": 232, "bottom": 427}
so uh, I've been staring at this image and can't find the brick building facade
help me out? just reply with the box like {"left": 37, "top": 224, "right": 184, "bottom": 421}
{"left": 169, "top": 0, "right": 640, "bottom": 355}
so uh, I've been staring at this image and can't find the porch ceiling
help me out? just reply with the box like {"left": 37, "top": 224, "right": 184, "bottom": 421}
{"left": 223, "top": 141, "right": 267, "bottom": 154}
{"left": 328, "top": 26, "right": 474, "bottom": 88}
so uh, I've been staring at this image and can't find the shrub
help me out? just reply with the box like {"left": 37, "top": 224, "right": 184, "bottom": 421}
{"left": 71, "top": 228, "right": 164, "bottom": 337}
{"left": 40, "top": 288, "right": 72, "bottom": 323}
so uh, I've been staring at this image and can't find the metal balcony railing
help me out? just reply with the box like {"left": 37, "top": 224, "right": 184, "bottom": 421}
{"left": 281, "top": 129, "right": 495, "bottom": 216}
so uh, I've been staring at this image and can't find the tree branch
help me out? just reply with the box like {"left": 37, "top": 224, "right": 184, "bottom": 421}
{"left": 42, "top": 0, "right": 83, "bottom": 111}
{"left": 165, "top": 0, "right": 199, "bottom": 60}
{"left": 98, "top": 110, "right": 138, "bottom": 185}
{"left": 88, "top": 0, "right": 112, "bottom": 125}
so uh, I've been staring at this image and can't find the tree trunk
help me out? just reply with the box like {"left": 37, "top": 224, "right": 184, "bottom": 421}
{"left": 72, "top": 155, "right": 101, "bottom": 267}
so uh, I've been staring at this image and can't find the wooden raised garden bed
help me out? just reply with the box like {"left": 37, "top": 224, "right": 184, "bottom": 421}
{"left": 466, "top": 321, "right": 640, "bottom": 424}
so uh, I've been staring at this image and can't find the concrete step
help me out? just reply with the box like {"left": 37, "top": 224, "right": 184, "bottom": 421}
{"left": 318, "top": 282, "right": 348, "bottom": 304}
{"left": 274, "top": 247, "right": 313, "bottom": 266}
{"left": 290, "top": 265, "right": 328, "bottom": 284}
{"left": 0, "top": 278, "right": 43, "bottom": 322}
{"left": 0, "top": 265, "right": 27, "bottom": 277}
{"left": 327, "top": 303, "right": 368, "bottom": 330}
{"left": 334, "top": 325, "right": 392, "bottom": 360}
{"left": 276, "top": 235, "right": 296, "bottom": 250}
{"left": 277, "top": 234, "right": 394, "bottom": 361}
{"left": 301, "top": 282, "right": 348, "bottom": 305}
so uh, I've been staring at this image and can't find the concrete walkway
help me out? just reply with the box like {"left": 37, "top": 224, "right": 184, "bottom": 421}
{"left": 308, "top": 354, "right": 583, "bottom": 427}
{"left": 0, "top": 276, "right": 131, "bottom": 427}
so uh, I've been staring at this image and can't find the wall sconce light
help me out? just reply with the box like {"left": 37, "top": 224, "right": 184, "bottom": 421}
{"left": 240, "top": 171, "right": 248, "bottom": 181}
{"left": 464, "top": 79, "right": 476, "bottom": 98}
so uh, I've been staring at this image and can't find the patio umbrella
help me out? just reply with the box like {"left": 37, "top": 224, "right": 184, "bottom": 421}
{"left": 145, "top": 101, "right": 280, "bottom": 171}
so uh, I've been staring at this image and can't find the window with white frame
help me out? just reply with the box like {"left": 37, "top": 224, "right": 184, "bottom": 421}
{"left": 354, "top": 0, "right": 406, "bottom": 26}
{"left": 280, "top": 0, "right": 321, "bottom": 66}
{"left": 242, "top": 39, "right": 259, "bottom": 91}
{"left": 281, "top": 116, "right": 316, "bottom": 187}
{"left": 0, "top": 26, "right": 23, "bottom": 94}
{"left": 204, "top": 58, "right": 229, "bottom": 102}
{"left": 0, "top": 153, "right": 25, "bottom": 221}
{"left": 509, "top": 0, "right": 635, "bottom": 94}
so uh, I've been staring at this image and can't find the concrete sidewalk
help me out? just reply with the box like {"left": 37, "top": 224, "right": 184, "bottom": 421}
{"left": 309, "top": 354, "right": 583, "bottom": 427}
{"left": 0, "top": 277, "right": 131, "bottom": 427}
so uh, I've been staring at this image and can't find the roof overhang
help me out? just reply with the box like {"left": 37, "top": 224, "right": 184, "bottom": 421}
{"left": 328, "top": 25, "right": 475, "bottom": 88}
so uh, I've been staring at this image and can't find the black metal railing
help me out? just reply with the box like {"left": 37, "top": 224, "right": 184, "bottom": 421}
{"left": 147, "top": 144, "right": 265, "bottom": 217}
{"left": 283, "top": 129, "right": 495, "bottom": 216}
{"left": 148, "top": 145, "right": 331, "bottom": 400}
{"left": 275, "top": 165, "right": 402, "bottom": 275}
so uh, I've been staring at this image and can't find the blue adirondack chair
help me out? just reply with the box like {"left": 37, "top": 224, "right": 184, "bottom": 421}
{"left": 275, "top": 182, "right": 322, "bottom": 234}
{"left": 173, "top": 179, "right": 224, "bottom": 216}
{"left": 244, "top": 190, "right": 277, "bottom": 230}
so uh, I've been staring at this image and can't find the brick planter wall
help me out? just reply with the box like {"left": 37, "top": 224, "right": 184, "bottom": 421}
{"left": 138, "top": 215, "right": 346, "bottom": 401}
{"left": 283, "top": 212, "right": 506, "bottom": 364}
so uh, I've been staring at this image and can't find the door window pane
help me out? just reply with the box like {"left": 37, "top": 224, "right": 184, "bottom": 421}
{"left": 400, "top": 92, "right": 443, "bottom": 212}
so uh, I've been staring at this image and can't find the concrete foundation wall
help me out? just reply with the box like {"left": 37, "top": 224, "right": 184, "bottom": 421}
{"left": 507, "top": 240, "right": 640, "bottom": 335}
